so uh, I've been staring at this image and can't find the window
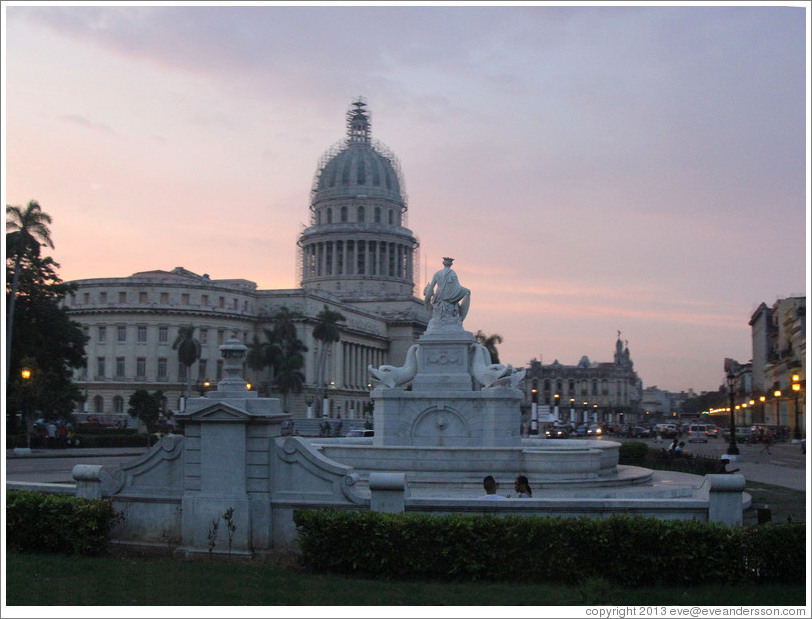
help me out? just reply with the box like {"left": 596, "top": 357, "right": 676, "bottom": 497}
{"left": 158, "top": 327, "right": 168, "bottom": 343}
{"left": 158, "top": 358, "right": 167, "bottom": 379}
{"left": 326, "top": 208, "right": 333, "bottom": 223}
{"left": 113, "top": 396, "right": 124, "bottom": 413}
{"left": 117, "top": 326, "right": 126, "bottom": 342}
{"left": 374, "top": 207, "right": 381, "bottom": 223}
{"left": 160, "top": 292, "right": 169, "bottom": 304}
{"left": 139, "top": 292, "right": 147, "bottom": 303}
{"left": 182, "top": 293, "right": 190, "bottom": 305}
{"left": 216, "top": 359, "right": 224, "bottom": 380}
{"left": 100, "top": 292, "right": 107, "bottom": 303}
{"left": 115, "top": 357, "right": 125, "bottom": 378}
{"left": 200, "top": 329, "right": 208, "bottom": 345}
{"left": 198, "top": 360, "right": 207, "bottom": 381}
{"left": 218, "top": 330, "right": 225, "bottom": 345}
{"left": 84, "top": 293, "right": 90, "bottom": 304}
{"left": 340, "top": 206, "right": 348, "bottom": 222}
{"left": 137, "top": 326, "right": 147, "bottom": 343}
{"left": 357, "top": 206, "right": 365, "bottom": 222}
{"left": 219, "top": 297, "right": 225, "bottom": 308}
{"left": 93, "top": 395, "right": 104, "bottom": 413}
{"left": 119, "top": 291, "right": 127, "bottom": 303}
{"left": 201, "top": 295, "right": 209, "bottom": 306}
{"left": 388, "top": 209, "right": 394, "bottom": 225}
{"left": 98, "top": 326, "right": 107, "bottom": 343}
{"left": 178, "top": 362, "right": 187, "bottom": 380}
{"left": 97, "top": 357, "right": 106, "bottom": 378}
{"left": 136, "top": 358, "right": 146, "bottom": 378}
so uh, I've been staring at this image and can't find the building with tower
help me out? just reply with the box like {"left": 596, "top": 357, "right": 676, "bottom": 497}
{"left": 523, "top": 333, "right": 643, "bottom": 429}
{"left": 63, "top": 99, "right": 428, "bottom": 423}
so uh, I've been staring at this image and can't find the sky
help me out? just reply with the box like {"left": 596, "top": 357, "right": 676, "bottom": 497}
{"left": 2, "top": 2, "right": 809, "bottom": 394}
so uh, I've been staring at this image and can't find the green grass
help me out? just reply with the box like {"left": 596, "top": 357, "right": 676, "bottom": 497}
{"left": 4, "top": 550, "right": 806, "bottom": 606}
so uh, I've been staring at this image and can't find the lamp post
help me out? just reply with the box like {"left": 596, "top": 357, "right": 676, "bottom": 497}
{"left": 726, "top": 370, "right": 739, "bottom": 456}
{"left": 773, "top": 390, "right": 781, "bottom": 429}
{"left": 21, "top": 367, "right": 32, "bottom": 449}
{"left": 791, "top": 374, "right": 802, "bottom": 440}
{"left": 759, "top": 395, "right": 766, "bottom": 424}
{"left": 530, "top": 382, "right": 538, "bottom": 435}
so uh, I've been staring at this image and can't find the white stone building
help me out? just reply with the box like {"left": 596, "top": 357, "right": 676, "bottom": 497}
{"left": 63, "top": 100, "right": 428, "bottom": 422}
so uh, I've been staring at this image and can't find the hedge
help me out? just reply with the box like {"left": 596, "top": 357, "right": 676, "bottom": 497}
{"left": 293, "top": 509, "right": 806, "bottom": 586}
{"left": 6, "top": 490, "right": 120, "bottom": 556}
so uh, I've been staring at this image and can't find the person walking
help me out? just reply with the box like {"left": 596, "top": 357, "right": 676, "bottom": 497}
{"left": 761, "top": 431, "right": 773, "bottom": 455}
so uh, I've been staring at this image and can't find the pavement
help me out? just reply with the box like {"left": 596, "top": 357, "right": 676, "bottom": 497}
{"left": 4, "top": 438, "right": 808, "bottom": 491}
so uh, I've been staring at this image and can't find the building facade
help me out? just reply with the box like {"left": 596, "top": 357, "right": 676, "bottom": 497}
{"left": 522, "top": 334, "right": 643, "bottom": 428}
{"left": 728, "top": 296, "right": 807, "bottom": 435}
{"left": 63, "top": 100, "right": 428, "bottom": 422}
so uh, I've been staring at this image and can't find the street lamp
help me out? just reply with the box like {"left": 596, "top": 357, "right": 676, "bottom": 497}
{"left": 726, "top": 370, "right": 739, "bottom": 456}
{"left": 773, "top": 390, "right": 781, "bottom": 428}
{"left": 20, "top": 367, "right": 32, "bottom": 448}
{"left": 791, "top": 374, "right": 802, "bottom": 440}
{"left": 530, "top": 381, "right": 538, "bottom": 435}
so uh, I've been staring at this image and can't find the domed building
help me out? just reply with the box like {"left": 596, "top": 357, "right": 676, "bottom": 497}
{"left": 63, "top": 99, "right": 428, "bottom": 425}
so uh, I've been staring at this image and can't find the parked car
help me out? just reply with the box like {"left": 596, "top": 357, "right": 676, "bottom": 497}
{"left": 634, "top": 426, "right": 653, "bottom": 438}
{"left": 722, "top": 426, "right": 753, "bottom": 442}
{"left": 687, "top": 424, "right": 710, "bottom": 443}
{"left": 655, "top": 423, "right": 678, "bottom": 438}
{"left": 587, "top": 424, "right": 602, "bottom": 436}
{"left": 347, "top": 429, "right": 374, "bottom": 437}
{"left": 573, "top": 426, "right": 587, "bottom": 437}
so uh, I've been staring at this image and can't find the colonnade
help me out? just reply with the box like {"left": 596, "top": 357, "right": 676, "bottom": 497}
{"left": 302, "top": 239, "right": 413, "bottom": 280}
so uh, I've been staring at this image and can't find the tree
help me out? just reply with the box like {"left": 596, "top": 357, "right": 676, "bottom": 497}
{"left": 475, "top": 330, "right": 503, "bottom": 364}
{"left": 128, "top": 389, "right": 164, "bottom": 443}
{"left": 312, "top": 305, "right": 346, "bottom": 410}
{"left": 246, "top": 333, "right": 274, "bottom": 395}
{"left": 172, "top": 326, "right": 201, "bottom": 400}
{"left": 5, "top": 249, "right": 87, "bottom": 444}
{"left": 6, "top": 200, "right": 54, "bottom": 385}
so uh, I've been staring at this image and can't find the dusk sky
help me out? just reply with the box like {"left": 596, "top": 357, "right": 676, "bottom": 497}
{"left": 3, "top": 3, "right": 809, "bottom": 395}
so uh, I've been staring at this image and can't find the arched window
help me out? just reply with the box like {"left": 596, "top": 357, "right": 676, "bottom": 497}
{"left": 568, "top": 379, "right": 575, "bottom": 394}
{"left": 543, "top": 379, "right": 551, "bottom": 392}
{"left": 357, "top": 206, "right": 365, "bottom": 222}
{"left": 340, "top": 206, "right": 348, "bottom": 222}
{"left": 113, "top": 395, "right": 124, "bottom": 413}
{"left": 326, "top": 208, "right": 333, "bottom": 224}
{"left": 556, "top": 379, "right": 563, "bottom": 393}
{"left": 602, "top": 379, "right": 609, "bottom": 395}
{"left": 388, "top": 209, "right": 394, "bottom": 225}
{"left": 374, "top": 207, "right": 381, "bottom": 223}
{"left": 592, "top": 379, "right": 598, "bottom": 395}
{"left": 93, "top": 395, "right": 104, "bottom": 413}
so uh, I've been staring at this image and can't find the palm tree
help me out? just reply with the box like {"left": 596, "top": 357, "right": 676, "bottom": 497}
{"left": 246, "top": 333, "right": 275, "bottom": 396}
{"left": 275, "top": 351, "right": 306, "bottom": 414}
{"left": 313, "top": 305, "right": 346, "bottom": 411}
{"left": 6, "top": 200, "right": 54, "bottom": 385}
{"left": 172, "top": 325, "right": 201, "bottom": 401}
{"left": 475, "top": 330, "right": 503, "bottom": 364}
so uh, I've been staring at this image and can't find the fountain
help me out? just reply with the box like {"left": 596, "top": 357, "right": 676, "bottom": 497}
{"left": 67, "top": 258, "right": 748, "bottom": 557}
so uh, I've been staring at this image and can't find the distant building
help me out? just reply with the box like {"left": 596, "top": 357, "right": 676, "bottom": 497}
{"left": 63, "top": 100, "right": 428, "bottom": 421}
{"left": 524, "top": 334, "right": 642, "bottom": 427}
{"left": 740, "top": 295, "right": 806, "bottom": 433}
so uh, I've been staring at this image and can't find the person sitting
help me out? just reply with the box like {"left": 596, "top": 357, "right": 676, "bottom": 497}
{"left": 478, "top": 475, "right": 507, "bottom": 500}
{"left": 715, "top": 456, "right": 740, "bottom": 474}
{"left": 674, "top": 441, "right": 685, "bottom": 456}
{"left": 514, "top": 475, "right": 532, "bottom": 498}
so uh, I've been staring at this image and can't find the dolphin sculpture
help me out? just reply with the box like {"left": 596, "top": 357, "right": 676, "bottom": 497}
{"left": 368, "top": 344, "right": 420, "bottom": 389}
{"left": 470, "top": 343, "right": 512, "bottom": 389}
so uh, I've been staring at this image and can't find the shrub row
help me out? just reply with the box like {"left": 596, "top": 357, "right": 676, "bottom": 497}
{"left": 619, "top": 441, "right": 720, "bottom": 475}
{"left": 6, "top": 490, "right": 120, "bottom": 556}
{"left": 294, "top": 509, "right": 805, "bottom": 586}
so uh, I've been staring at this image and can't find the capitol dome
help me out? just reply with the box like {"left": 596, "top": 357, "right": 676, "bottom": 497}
{"left": 298, "top": 99, "right": 418, "bottom": 300}
{"left": 310, "top": 100, "right": 406, "bottom": 206}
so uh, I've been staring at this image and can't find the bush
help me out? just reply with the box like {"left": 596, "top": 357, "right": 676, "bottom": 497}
{"left": 6, "top": 490, "right": 120, "bottom": 556}
{"left": 294, "top": 509, "right": 806, "bottom": 586}
{"left": 618, "top": 441, "right": 648, "bottom": 465}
